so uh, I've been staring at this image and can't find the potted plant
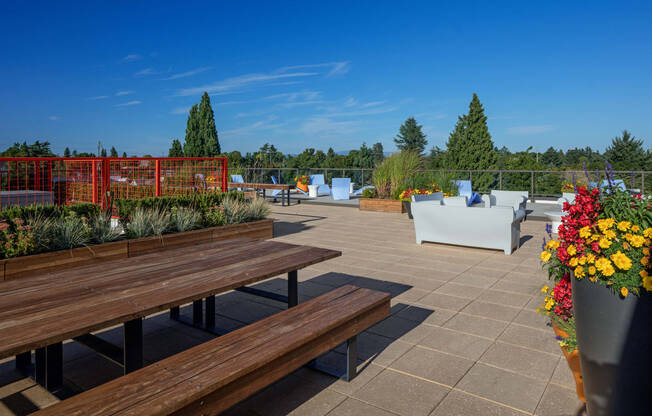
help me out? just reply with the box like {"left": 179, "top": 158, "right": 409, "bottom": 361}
{"left": 542, "top": 182, "right": 652, "bottom": 415}
{"left": 399, "top": 184, "right": 454, "bottom": 219}
{"left": 561, "top": 182, "right": 575, "bottom": 202}
{"left": 359, "top": 151, "right": 422, "bottom": 213}
{"left": 294, "top": 175, "right": 310, "bottom": 193}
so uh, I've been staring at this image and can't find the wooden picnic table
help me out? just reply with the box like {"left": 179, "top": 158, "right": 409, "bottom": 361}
{"left": 227, "top": 182, "right": 295, "bottom": 206}
{"left": 0, "top": 237, "right": 340, "bottom": 394}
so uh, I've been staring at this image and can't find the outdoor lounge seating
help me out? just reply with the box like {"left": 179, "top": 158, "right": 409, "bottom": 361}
{"left": 454, "top": 180, "right": 482, "bottom": 206}
{"left": 331, "top": 178, "right": 351, "bottom": 200}
{"left": 411, "top": 192, "right": 444, "bottom": 202}
{"left": 486, "top": 190, "right": 528, "bottom": 220}
{"left": 411, "top": 196, "right": 521, "bottom": 254}
{"left": 231, "top": 174, "right": 246, "bottom": 190}
{"left": 31, "top": 285, "right": 390, "bottom": 416}
{"left": 353, "top": 185, "right": 374, "bottom": 195}
{"left": 310, "top": 174, "right": 331, "bottom": 195}
{"left": 269, "top": 175, "right": 283, "bottom": 198}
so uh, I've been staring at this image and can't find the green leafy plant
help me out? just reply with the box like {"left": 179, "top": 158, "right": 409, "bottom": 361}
{"left": 371, "top": 151, "right": 423, "bottom": 199}
{"left": 26, "top": 213, "right": 55, "bottom": 252}
{"left": 0, "top": 218, "right": 35, "bottom": 258}
{"left": 245, "top": 197, "right": 271, "bottom": 221}
{"left": 222, "top": 196, "right": 250, "bottom": 224}
{"left": 601, "top": 189, "right": 652, "bottom": 228}
{"left": 204, "top": 206, "right": 225, "bottom": 227}
{"left": 361, "top": 187, "right": 377, "bottom": 198}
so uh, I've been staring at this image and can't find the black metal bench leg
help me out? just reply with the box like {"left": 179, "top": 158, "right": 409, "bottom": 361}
{"left": 205, "top": 295, "right": 215, "bottom": 328}
{"left": 193, "top": 300, "right": 203, "bottom": 325}
{"left": 123, "top": 318, "right": 143, "bottom": 374}
{"left": 346, "top": 336, "right": 358, "bottom": 381}
{"left": 170, "top": 306, "right": 180, "bottom": 320}
{"left": 34, "top": 344, "right": 63, "bottom": 391}
{"left": 288, "top": 270, "right": 298, "bottom": 308}
{"left": 15, "top": 351, "right": 31, "bottom": 374}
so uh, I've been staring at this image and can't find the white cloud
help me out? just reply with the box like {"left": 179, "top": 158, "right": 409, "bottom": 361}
{"left": 299, "top": 117, "right": 358, "bottom": 136}
{"left": 161, "top": 67, "right": 212, "bottom": 80}
{"left": 135, "top": 68, "right": 156, "bottom": 77}
{"left": 361, "top": 101, "right": 386, "bottom": 108}
{"left": 278, "top": 61, "right": 350, "bottom": 77}
{"left": 115, "top": 90, "right": 134, "bottom": 96}
{"left": 343, "top": 97, "right": 358, "bottom": 107}
{"left": 48, "top": 116, "right": 59, "bottom": 121}
{"left": 115, "top": 100, "right": 142, "bottom": 107}
{"left": 507, "top": 125, "right": 555, "bottom": 135}
{"left": 122, "top": 54, "right": 142, "bottom": 62}
{"left": 170, "top": 106, "right": 191, "bottom": 115}
{"left": 222, "top": 116, "right": 285, "bottom": 137}
{"left": 88, "top": 95, "right": 109, "bottom": 100}
{"left": 176, "top": 71, "right": 318, "bottom": 96}
{"left": 327, "top": 61, "right": 349, "bottom": 76}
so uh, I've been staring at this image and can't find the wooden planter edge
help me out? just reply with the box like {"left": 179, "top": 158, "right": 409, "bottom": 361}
{"left": 359, "top": 198, "right": 406, "bottom": 213}
{"left": 1, "top": 218, "right": 274, "bottom": 280}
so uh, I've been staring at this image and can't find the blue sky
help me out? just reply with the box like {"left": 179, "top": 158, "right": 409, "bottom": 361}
{"left": 1, "top": 1, "right": 651, "bottom": 156}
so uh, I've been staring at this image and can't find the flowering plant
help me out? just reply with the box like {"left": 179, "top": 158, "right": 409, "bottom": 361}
{"left": 206, "top": 176, "right": 216, "bottom": 183}
{"left": 398, "top": 184, "right": 453, "bottom": 201}
{"left": 294, "top": 175, "right": 310, "bottom": 185}
{"left": 561, "top": 183, "right": 575, "bottom": 192}
{"left": 0, "top": 218, "right": 35, "bottom": 258}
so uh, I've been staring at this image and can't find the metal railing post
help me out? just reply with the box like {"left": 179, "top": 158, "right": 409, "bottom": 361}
{"left": 499, "top": 171, "right": 502, "bottom": 190}
{"left": 155, "top": 159, "right": 161, "bottom": 197}
{"left": 91, "top": 160, "right": 98, "bottom": 205}
{"left": 530, "top": 171, "right": 535, "bottom": 202}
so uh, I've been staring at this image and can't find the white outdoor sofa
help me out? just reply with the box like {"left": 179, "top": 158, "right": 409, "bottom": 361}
{"left": 411, "top": 195, "right": 522, "bottom": 255}
{"left": 484, "top": 190, "right": 528, "bottom": 220}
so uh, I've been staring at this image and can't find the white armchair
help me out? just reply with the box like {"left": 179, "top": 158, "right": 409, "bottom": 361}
{"left": 485, "top": 190, "right": 528, "bottom": 220}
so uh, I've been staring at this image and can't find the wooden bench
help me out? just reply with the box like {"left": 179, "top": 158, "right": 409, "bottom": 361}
{"left": 31, "top": 285, "right": 390, "bottom": 416}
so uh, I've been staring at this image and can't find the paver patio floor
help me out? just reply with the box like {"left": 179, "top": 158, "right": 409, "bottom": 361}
{"left": 0, "top": 204, "right": 584, "bottom": 415}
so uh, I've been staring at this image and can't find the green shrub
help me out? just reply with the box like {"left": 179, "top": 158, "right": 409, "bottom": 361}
{"left": 361, "top": 187, "right": 377, "bottom": 198}
{"left": 204, "top": 206, "right": 225, "bottom": 227}
{"left": 90, "top": 212, "right": 122, "bottom": 244}
{"left": 372, "top": 151, "right": 423, "bottom": 198}
{"left": 50, "top": 216, "right": 90, "bottom": 250}
{"left": 0, "top": 203, "right": 99, "bottom": 222}
{"left": 222, "top": 196, "right": 250, "bottom": 224}
{"left": 246, "top": 197, "right": 271, "bottom": 221}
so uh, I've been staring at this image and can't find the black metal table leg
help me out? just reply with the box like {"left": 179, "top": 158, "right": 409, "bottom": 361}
{"left": 123, "top": 318, "right": 143, "bottom": 374}
{"left": 170, "top": 306, "right": 180, "bottom": 320}
{"left": 287, "top": 188, "right": 291, "bottom": 206}
{"left": 193, "top": 300, "right": 203, "bottom": 325}
{"left": 34, "top": 348, "right": 46, "bottom": 386}
{"left": 205, "top": 295, "right": 215, "bottom": 328}
{"left": 45, "top": 343, "right": 63, "bottom": 391}
{"left": 15, "top": 351, "right": 31, "bottom": 373}
{"left": 288, "top": 270, "right": 298, "bottom": 308}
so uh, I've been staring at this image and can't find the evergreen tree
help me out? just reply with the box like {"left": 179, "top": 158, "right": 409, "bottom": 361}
{"left": 371, "top": 142, "right": 384, "bottom": 165}
{"left": 110, "top": 146, "right": 118, "bottom": 157}
{"left": 63, "top": 147, "right": 71, "bottom": 158}
{"left": 394, "top": 117, "right": 427, "bottom": 154}
{"left": 198, "top": 92, "right": 221, "bottom": 156}
{"left": 122, "top": 152, "right": 127, "bottom": 158}
{"left": 0, "top": 140, "right": 56, "bottom": 157}
{"left": 604, "top": 130, "right": 646, "bottom": 170}
{"left": 183, "top": 104, "right": 202, "bottom": 157}
{"left": 444, "top": 93, "right": 498, "bottom": 191}
{"left": 168, "top": 139, "right": 184, "bottom": 157}
{"left": 72, "top": 149, "right": 78, "bottom": 157}
{"left": 541, "top": 146, "right": 564, "bottom": 168}
{"left": 100, "top": 148, "right": 107, "bottom": 157}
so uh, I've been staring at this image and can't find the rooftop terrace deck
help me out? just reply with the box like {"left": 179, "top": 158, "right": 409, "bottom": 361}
{"left": 0, "top": 203, "right": 581, "bottom": 415}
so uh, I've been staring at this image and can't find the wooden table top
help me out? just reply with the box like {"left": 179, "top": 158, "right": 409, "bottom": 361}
{"left": 228, "top": 182, "right": 295, "bottom": 190}
{"left": 0, "top": 238, "right": 341, "bottom": 359}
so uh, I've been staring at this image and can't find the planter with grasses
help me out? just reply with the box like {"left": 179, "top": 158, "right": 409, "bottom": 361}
{"left": 0, "top": 192, "right": 273, "bottom": 280}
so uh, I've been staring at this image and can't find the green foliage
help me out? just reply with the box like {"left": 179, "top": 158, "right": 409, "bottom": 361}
{"left": 246, "top": 197, "right": 272, "bottom": 221}
{"left": 63, "top": 147, "right": 71, "bottom": 157}
{"left": 110, "top": 146, "right": 118, "bottom": 157}
{"left": 372, "top": 151, "right": 423, "bottom": 198}
{"left": 0, "top": 140, "right": 57, "bottom": 157}
{"left": 199, "top": 92, "right": 221, "bottom": 156}
{"left": 183, "top": 104, "right": 202, "bottom": 157}
{"left": 50, "top": 216, "right": 89, "bottom": 250}
{"left": 444, "top": 93, "right": 498, "bottom": 191}
{"left": 90, "top": 212, "right": 122, "bottom": 243}
{"left": 604, "top": 130, "right": 647, "bottom": 171}
{"left": 0, "top": 203, "right": 99, "bottom": 222}
{"left": 171, "top": 207, "right": 201, "bottom": 232}
{"left": 168, "top": 139, "right": 184, "bottom": 157}
{"left": 394, "top": 117, "right": 427, "bottom": 154}
{"left": 361, "top": 187, "right": 377, "bottom": 198}
{"left": 221, "top": 196, "right": 250, "bottom": 224}
{"left": 0, "top": 218, "right": 35, "bottom": 258}
{"left": 407, "top": 171, "right": 459, "bottom": 196}
{"left": 601, "top": 189, "right": 652, "bottom": 228}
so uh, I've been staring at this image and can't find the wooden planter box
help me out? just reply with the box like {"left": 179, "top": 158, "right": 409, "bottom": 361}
{"left": 0, "top": 219, "right": 274, "bottom": 281}
{"left": 359, "top": 198, "right": 406, "bottom": 213}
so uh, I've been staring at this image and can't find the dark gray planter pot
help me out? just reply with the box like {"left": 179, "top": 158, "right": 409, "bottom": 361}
{"left": 572, "top": 277, "right": 652, "bottom": 415}
{"left": 403, "top": 201, "right": 413, "bottom": 219}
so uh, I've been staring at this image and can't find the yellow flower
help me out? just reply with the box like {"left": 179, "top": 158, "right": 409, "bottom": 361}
{"left": 611, "top": 251, "right": 632, "bottom": 270}
{"left": 644, "top": 228, "right": 652, "bottom": 238}
{"left": 643, "top": 276, "right": 652, "bottom": 292}
{"left": 598, "top": 218, "right": 615, "bottom": 231}
{"left": 629, "top": 235, "right": 646, "bottom": 248}
{"left": 569, "top": 257, "right": 579, "bottom": 267}
{"left": 540, "top": 251, "right": 552, "bottom": 262}
{"left": 567, "top": 245, "right": 577, "bottom": 256}
{"left": 632, "top": 225, "right": 640, "bottom": 233}
{"left": 604, "top": 229, "right": 616, "bottom": 240}
{"left": 621, "top": 287, "right": 629, "bottom": 297}
{"left": 578, "top": 256, "right": 587, "bottom": 265}
{"left": 617, "top": 221, "right": 632, "bottom": 232}
{"left": 623, "top": 242, "right": 631, "bottom": 250}
{"left": 642, "top": 257, "right": 649, "bottom": 266}
{"left": 595, "top": 257, "right": 612, "bottom": 272}
{"left": 574, "top": 266, "right": 585, "bottom": 278}
{"left": 544, "top": 297, "right": 555, "bottom": 311}
{"left": 541, "top": 285, "right": 550, "bottom": 293}
{"left": 643, "top": 248, "right": 650, "bottom": 256}
{"left": 640, "top": 270, "right": 649, "bottom": 279}
{"left": 624, "top": 233, "right": 633, "bottom": 242}
{"left": 545, "top": 240, "right": 560, "bottom": 250}
{"left": 586, "top": 253, "right": 596, "bottom": 264}
{"left": 603, "top": 264, "right": 615, "bottom": 276}
{"left": 599, "top": 237, "right": 612, "bottom": 249}
{"left": 588, "top": 266, "right": 597, "bottom": 275}
{"left": 579, "top": 226, "right": 592, "bottom": 239}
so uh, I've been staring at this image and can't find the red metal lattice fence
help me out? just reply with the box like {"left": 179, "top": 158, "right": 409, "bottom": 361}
{"left": 0, "top": 157, "right": 228, "bottom": 209}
